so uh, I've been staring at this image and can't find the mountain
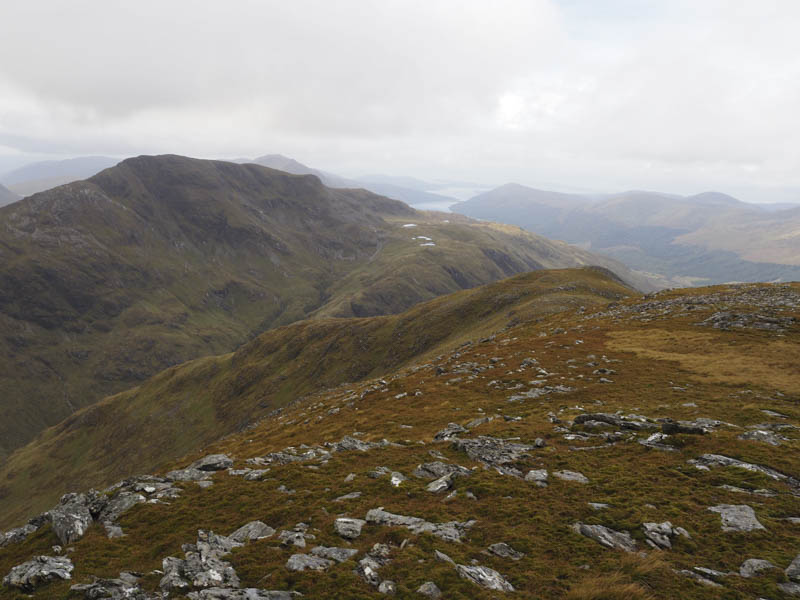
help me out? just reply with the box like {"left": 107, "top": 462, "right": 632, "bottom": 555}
{"left": 1, "top": 156, "right": 120, "bottom": 197}
{"left": 0, "top": 266, "right": 633, "bottom": 528}
{"left": 246, "top": 154, "right": 459, "bottom": 209}
{"left": 0, "top": 155, "right": 648, "bottom": 460}
{"left": 454, "top": 184, "right": 800, "bottom": 286}
{"left": 0, "top": 183, "right": 18, "bottom": 207}
{"left": 0, "top": 273, "right": 798, "bottom": 599}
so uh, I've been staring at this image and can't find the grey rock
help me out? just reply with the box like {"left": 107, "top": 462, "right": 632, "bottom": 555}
{"left": 588, "top": 503, "right": 609, "bottom": 510}
{"left": 310, "top": 546, "right": 358, "bottom": 563}
{"left": 197, "top": 480, "right": 215, "bottom": 489}
{"left": 160, "top": 556, "right": 190, "bottom": 592}
{"left": 48, "top": 496, "right": 93, "bottom": 545}
{"left": 660, "top": 419, "right": 707, "bottom": 435}
{"left": 188, "top": 589, "right": 302, "bottom": 599}
{"left": 70, "top": 575, "right": 151, "bottom": 599}
{"left": 571, "top": 523, "right": 637, "bottom": 552}
{"left": 786, "top": 553, "right": 800, "bottom": 581}
{"left": 553, "top": 470, "right": 589, "bottom": 484}
{"left": 413, "top": 461, "right": 472, "bottom": 480}
{"left": 574, "top": 413, "right": 656, "bottom": 431}
{"left": 0, "top": 523, "right": 39, "bottom": 548}
{"left": 426, "top": 473, "right": 458, "bottom": 493}
{"left": 738, "top": 430, "right": 784, "bottom": 446}
{"left": 674, "top": 569, "right": 722, "bottom": 587}
{"left": 708, "top": 504, "right": 765, "bottom": 532}
{"left": 455, "top": 564, "right": 514, "bottom": 591}
{"left": 739, "top": 558, "right": 776, "bottom": 577}
{"left": 779, "top": 582, "right": 800, "bottom": 596}
{"left": 416, "top": 581, "right": 442, "bottom": 598}
{"left": 354, "top": 543, "right": 392, "bottom": 588}
{"left": 378, "top": 580, "right": 397, "bottom": 595}
{"left": 524, "top": 469, "right": 548, "bottom": 487}
{"left": 690, "top": 453, "right": 800, "bottom": 495}
{"left": 390, "top": 472, "right": 407, "bottom": 487}
{"left": 98, "top": 491, "right": 147, "bottom": 525}
{"left": 642, "top": 522, "right": 677, "bottom": 549}
{"left": 334, "top": 518, "right": 366, "bottom": 540}
{"left": 229, "top": 521, "right": 274, "bottom": 543}
{"left": 243, "top": 469, "right": 270, "bottom": 481}
{"left": 366, "top": 507, "right": 475, "bottom": 542}
{"left": 434, "top": 423, "right": 468, "bottom": 441}
{"left": 3, "top": 555, "right": 74, "bottom": 592}
{"left": 451, "top": 436, "right": 535, "bottom": 474}
{"left": 190, "top": 454, "right": 234, "bottom": 471}
{"left": 334, "top": 491, "right": 362, "bottom": 502}
{"left": 286, "top": 554, "right": 333, "bottom": 572}
{"left": 278, "top": 531, "right": 308, "bottom": 548}
{"left": 488, "top": 542, "right": 525, "bottom": 560}
{"left": 104, "top": 523, "right": 125, "bottom": 538}
{"left": 166, "top": 468, "right": 211, "bottom": 482}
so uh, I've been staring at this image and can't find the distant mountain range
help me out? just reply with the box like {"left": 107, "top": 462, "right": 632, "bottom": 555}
{"left": 453, "top": 183, "right": 800, "bottom": 286}
{"left": 0, "top": 183, "right": 18, "bottom": 207}
{"left": 1, "top": 156, "right": 120, "bottom": 197}
{"left": 0, "top": 154, "right": 645, "bottom": 460}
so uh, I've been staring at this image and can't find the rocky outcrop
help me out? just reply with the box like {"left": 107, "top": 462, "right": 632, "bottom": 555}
{"left": 488, "top": 542, "right": 525, "bottom": 560}
{"left": 739, "top": 558, "right": 776, "bottom": 578}
{"left": 455, "top": 564, "right": 515, "bottom": 592}
{"left": 334, "top": 518, "right": 365, "bottom": 540}
{"left": 451, "top": 436, "right": 536, "bottom": 476}
{"left": 3, "top": 555, "right": 74, "bottom": 592}
{"left": 690, "top": 454, "right": 800, "bottom": 495}
{"left": 286, "top": 554, "right": 334, "bottom": 572}
{"left": 365, "top": 508, "right": 475, "bottom": 542}
{"left": 642, "top": 522, "right": 690, "bottom": 549}
{"left": 571, "top": 523, "right": 637, "bottom": 552}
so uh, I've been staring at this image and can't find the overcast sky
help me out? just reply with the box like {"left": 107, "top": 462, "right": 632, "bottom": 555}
{"left": 1, "top": 0, "right": 799, "bottom": 202}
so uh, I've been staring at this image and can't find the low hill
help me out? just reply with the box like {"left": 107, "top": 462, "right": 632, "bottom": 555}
{"left": 0, "top": 267, "right": 634, "bottom": 527}
{"left": 1, "top": 275, "right": 798, "bottom": 599}
{"left": 0, "top": 155, "right": 645, "bottom": 459}
{"left": 454, "top": 184, "right": 800, "bottom": 286}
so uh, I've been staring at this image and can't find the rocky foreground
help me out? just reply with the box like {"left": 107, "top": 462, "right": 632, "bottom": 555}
{"left": 1, "top": 282, "right": 799, "bottom": 598}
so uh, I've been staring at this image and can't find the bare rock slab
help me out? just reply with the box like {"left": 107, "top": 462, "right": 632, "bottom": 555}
{"left": 571, "top": 522, "right": 637, "bottom": 552}
{"left": 708, "top": 504, "right": 765, "bottom": 532}
{"left": 3, "top": 555, "right": 74, "bottom": 592}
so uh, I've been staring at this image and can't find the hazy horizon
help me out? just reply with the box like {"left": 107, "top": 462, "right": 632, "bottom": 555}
{"left": 2, "top": 1, "right": 799, "bottom": 204}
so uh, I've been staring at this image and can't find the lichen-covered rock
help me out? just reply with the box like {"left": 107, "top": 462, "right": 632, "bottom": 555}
{"left": 229, "top": 521, "right": 275, "bottom": 543}
{"left": 739, "top": 558, "right": 776, "bottom": 578}
{"left": 412, "top": 462, "right": 471, "bottom": 480}
{"left": 417, "top": 581, "right": 442, "bottom": 598}
{"left": 571, "top": 523, "right": 637, "bottom": 552}
{"left": 786, "top": 553, "right": 800, "bottom": 582}
{"left": 553, "top": 470, "right": 589, "bottom": 484}
{"left": 334, "top": 518, "right": 366, "bottom": 540}
{"left": 708, "top": 504, "right": 765, "bottom": 532}
{"left": 524, "top": 469, "right": 548, "bottom": 487}
{"left": 48, "top": 493, "right": 93, "bottom": 545}
{"left": 188, "top": 589, "right": 302, "bottom": 599}
{"left": 455, "top": 564, "right": 514, "bottom": 591}
{"left": 286, "top": 554, "right": 334, "bottom": 572}
{"left": 488, "top": 542, "right": 525, "bottom": 560}
{"left": 451, "top": 436, "right": 535, "bottom": 476}
{"left": 365, "top": 507, "right": 475, "bottom": 542}
{"left": 3, "top": 555, "right": 74, "bottom": 592}
{"left": 190, "top": 454, "right": 234, "bottom": 471}
{"left": 434, "top": 423, "right": 468, "bottom": 441}
{"left": 310, "top": 546, "right": 358, "bottom": 563}
{"left": 70, "top": 572, "right": 150, "bottom": 599}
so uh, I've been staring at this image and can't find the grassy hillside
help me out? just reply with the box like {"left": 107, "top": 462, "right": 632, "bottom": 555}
{"left": 1, "top": 272, "right": 798, "bottom": 599}
{"left": 0, "top": 267, "right": 632, "bottom": 527}
{"left": 0, "top": 155, "right": 645, "bottom": 459}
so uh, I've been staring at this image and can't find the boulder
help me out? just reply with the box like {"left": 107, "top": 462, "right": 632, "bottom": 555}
{"left": 189, "top": 454, "right": 234, "bottom": 471}
{"left": 412, "top": 462, "right": 471, "bottom": 480}
{"left": 334, "top": 518, "right": 366, "bottom": 540}
{"left": 3, "top": 555, "right": 74, "bottom": 592}
{"left": 417, "top": 581, "right": 442, "bottom": 598}
{"left": 70, "top": 573, "right": 149, "bottom": 599}
{"left": 434, "top": 423, "right": 468, "bottom": 441}
{"left": 377, "top": 580, "right": 397, "bottom": 595}
{"left": 571, "top": 523, "right": 637, "bottom": 552}
{"left": 553, "top": 470, "right": 589, "bottom": 484}
{"left": 0, "top": 523, "right": 39, "bottom": 548}
{"left": 708, "top": 505, "right": 765, "bottom": 532}
{"left": 166, "top": 468, "right": 211, "bottom": 482}
{"left": 455, "top": 564, "right": 514, "bottom": 591}
{"left": 286, "top": 554, "right": 333, "bottom": 572}
{"left": 48, "top": 495, "right": 93, "bottom": 545}
{"left": 229, "top": 521, "right": 274, "bottom": 543}
{"left": 786, "top": 553, "right": 800, "bottom": 582}
{"left": 488, "top": 542, "right": 525, "bottom": 560}
{"left": 310, "top": 546, "right": 358, "bottom": 563}
{"left": 739, "top": 558, "right": 777, "bottom": 578}
{"left": 642, "top": 522, "right": 685, "bottom": 549}
{"left": 524, "top": 469, "right": 548, "bottom": 487}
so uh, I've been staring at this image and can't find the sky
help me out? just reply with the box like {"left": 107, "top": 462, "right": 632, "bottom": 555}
{"left": 1, "top": 0, "right": 799, "bottom": 202}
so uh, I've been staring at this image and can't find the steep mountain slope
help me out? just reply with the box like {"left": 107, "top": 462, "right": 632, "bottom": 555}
{"left": 1, "top": 275, "right": 799, "bottom": 599}
{"left": 0, "top": 184, "right": 17, "bottom": 208}
{"left": 1, "top": 156, "right": 119, "bottom": 196}
{"left": 0, "top": 155, "right": 646, "bottom": 459}
{"left": 0, "top": 267, "right": 634, "bottom": 528}
{"left": 454, "top": 184, "right": 800, "bottom": 286}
